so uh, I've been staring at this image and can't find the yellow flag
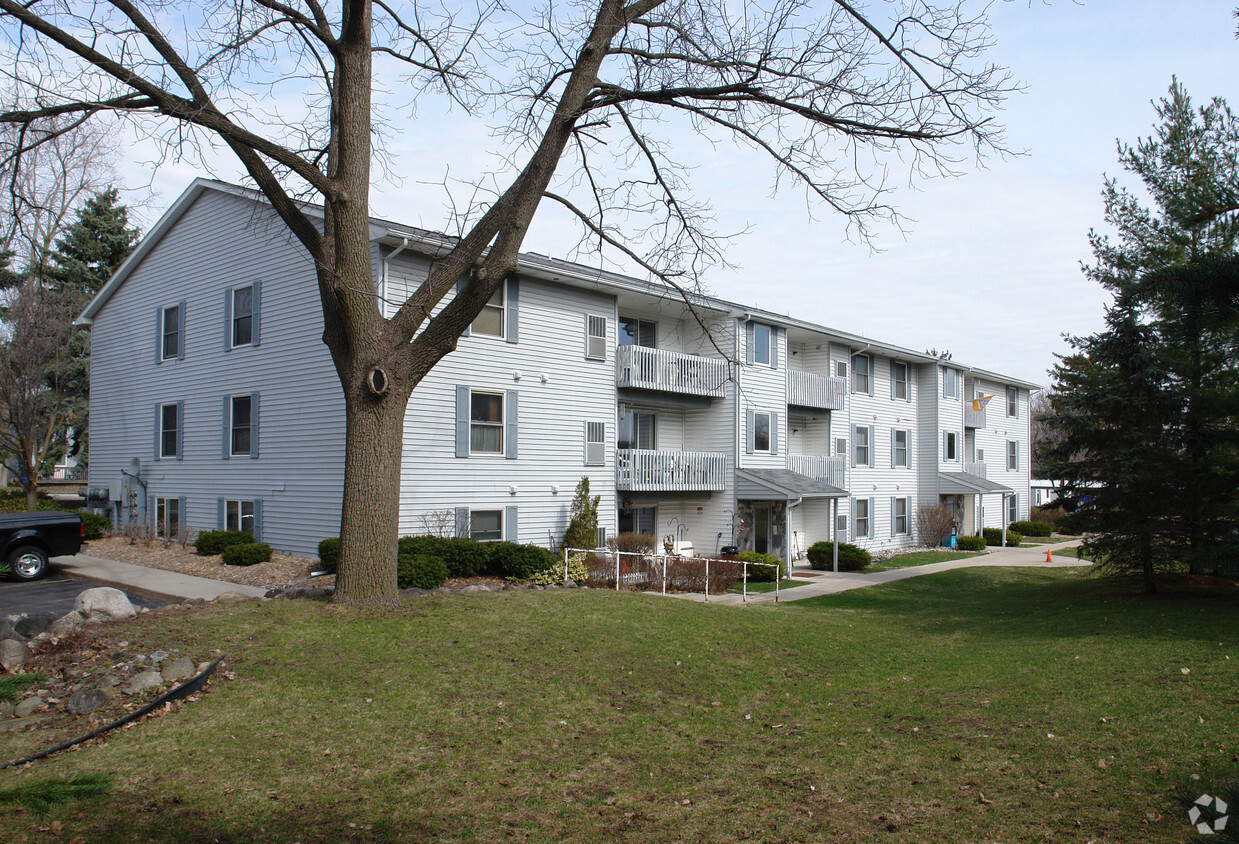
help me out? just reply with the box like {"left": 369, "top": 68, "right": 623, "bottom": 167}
{"left": 972, "top": 395, "right": 994, "bottom": 412}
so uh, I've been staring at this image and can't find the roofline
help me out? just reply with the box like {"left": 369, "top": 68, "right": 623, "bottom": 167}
{"left": 82, "top": 178, "right": 1042, "bottom": 389}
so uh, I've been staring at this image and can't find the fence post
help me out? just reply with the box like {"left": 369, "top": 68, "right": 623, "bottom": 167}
{"left": 563, "top": 547, "right": 569, "bottom": 585}
{"left": 704, "top": 558, "right": 710, "bottom": 602}
{"left": 775, "top": 563, "right": 780, "bottom": 604}
{"left": 662, "top": 556, "right": 667, "bottom": 595}
{"left": 742, "top": 561, "right": 748, "bottom": 602}
{"left": 615, "top": 551, "right": 620, "bottom": 592}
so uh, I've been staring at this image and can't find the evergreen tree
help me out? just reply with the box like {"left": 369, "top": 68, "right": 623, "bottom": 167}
{"left": 561, "top": 477, "right": 600, "bottom": 552}
{"left": 46, "top": 187, "right": 139, "bottom": 301}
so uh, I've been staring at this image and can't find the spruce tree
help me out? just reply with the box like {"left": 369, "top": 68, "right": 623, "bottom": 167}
{"left": 561, "top": 477, "right": 600, "bottom": 552}
{"left": 46, "top": 187, "right": 139, "bottom": 300}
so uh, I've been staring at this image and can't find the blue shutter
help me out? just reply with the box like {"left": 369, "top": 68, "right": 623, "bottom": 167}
{"left": 177, "top": 496, "right": 187, "bottom": 540}
{"left": 176, "top": 401, "right": 184, "bottom": 460}
{"left": 251, "top": 280, "right": 261, "bottom": 346}
{"left": 457, "top": 276, "right": 470, "bottom": 338}
{"left": 868, "top": 425, "right": 875, "bottom": 468}
{"left": 217, "top": 498, "right": 225, "bottom": 530}
{"left": 504, "top": 506, "right": 518, "bottom": 541}
{"left": 155, "top": 307, "right": 163, "bottom": 364}
{"left": 505, "top": 390, "right": 518, "bottom": 459}
{"left": 223, "top": 288, "right": 232, "bottom": 351}
{"left": 770, "top": 411, "right": 779, "bottom": 455}
{"left": 222, "top": 396, "right": 231, "bottom": 459}
{"left": 849, "top": 424, "right": 857, "bottom": 468}
{"left": 889, "top": 360, "right": 896, "bottom": 401}
{"left": 890, "top": 497, "right": 897, "bottom": 537}
{"left": 177, "top": 300, "right": 186, "bottom": 360}
{"left": 745, "top": 409, "right": 755, "bottom": 454}
{"left": 153, "top": 404, "right": 161, "bottom": 460}
{"left": 849, "top": 498, "right": 855, "bottom": 541}
{"left": 253, "top": 498, "right": 264, "bottom": 542}
{"left": 869, "top": 497, "right": 876, "bottom": 539}
{"left": 250, "top": 392, "right": 260, "bottom": 459}
{"left": 147, "top": 494, "right": 155, "bottom": 534}
{"left": 868, "top": 358, "right": 875, "bottom": 397}
{"left": 505, "top": 277, "right": 519, "bottom": 344}
{"left": 455, "top": 386, "right": 469, "bottom": 457}
{"left": 455, "top": 507, "right": 469, "bottom": 538}
{"left": 771, "top": 327, "right": 780, "bottom": 370}
{"left": 745, "top": 322, "right": 755, "bottom": 365}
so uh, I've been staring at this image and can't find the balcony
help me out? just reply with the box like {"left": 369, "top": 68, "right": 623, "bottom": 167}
{"left": 964, "top": 462, "right": 987, "bottom": 478}
{"left": 616, "top": 346, "right": 728, "bottom": 398}
{"left": 616, "top": 449, "right": 728, "bottom": 492}
{"left": 786, "top": 369, "right": 846, "bottom": 411}
{"left": 786, "top": 454, "right": 847, "bottom": 489}
{"left": 964, "top": 404, "right": 986, "bottom": 428}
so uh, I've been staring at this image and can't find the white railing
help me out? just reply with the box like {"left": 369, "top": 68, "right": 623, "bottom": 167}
{"left": 964, "top": 405, "right": 986, "bottom": 428}
{"left": 615, "top": 448, "right": 728, "bottom": 491}
{"left": 786, "top": 454, "right": 847, "bottom": 489}
{"left": 965, "top": 462, "right": 988, "bottom": 478}
{"left": 616, "top": 345, "right": 728, "bottom": 398}
{"left": 786, "top": 369, "right": 847, "bottom": 410}
{"left": 563, "top": 548, "right": 782, "bottom": 603}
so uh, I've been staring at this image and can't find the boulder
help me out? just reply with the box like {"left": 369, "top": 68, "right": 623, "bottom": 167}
{"left": 14, "top": 695, "right": 45, "bottom": 718}
{"left": 214, "top": 591, "right": 252, "bottom": 603}
{"left": 74, "top": 587, "right": 136, "bottom": 621}
{"left": 49, "top": 611, "right": 84, "bottom": 637}
{"left": 123, "top": 669, "right": 164, "bottom": 695}
{"left": 66, "top": 687, "right": 116, "bottom": 715}
{"left": 161, "top": 656, "right": 197, "bottom": 683}
{"left": 0, "top": 638, "right": 27, "bottom": 673}
{"left": 14, "top": 612, "right": 58, "bottom": 638}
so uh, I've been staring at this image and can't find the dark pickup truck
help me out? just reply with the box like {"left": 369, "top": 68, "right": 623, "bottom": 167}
{"left": 0, "top": 511, "right": 85, "bottom": 581}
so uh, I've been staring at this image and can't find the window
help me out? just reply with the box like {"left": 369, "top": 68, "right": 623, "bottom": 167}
{"left": 160, "top": 304, "right": 183, "bottom": 361}
{"left": 470, "top": 510, "right": 503, "bottom": 542}
{"left": 754, "top": 412, "right": 771, "bottom": 452}
{"left": 835, "top": 437, "right": 848, "bottom": 456}
{"left": 1007, "top": 493, "right": 1018, "bottom": 525}
{"left": 943, "top": 366, "right": 958, "bottom": 399}
{"left": 893, "top": 497, "right": 908, "bottom": 536}
{"left": 159, "top": 403, "right": 180, "bottom": 459}
{"left": 943, "top": 431, "right": 957, "bottom": 461}
{"left": 1006, "top": 386, "right": 1019, "bottom": 417}
{"left": 584, "top": 421, "right": 605, "bottom": 465}
{"left": 891, "top": 361, "right": 908, "bottom": 401}
{"left": 472, "top": 285, "right": 505, "bottom": 337}
{"left": 892, "top": 429, "right": 908, "bottom": 468}
{"left": 230, "top": 395, "right": 253, "bottom": 456}
{"left": 586, "top": 315, "right": 607, "bottom": 359}
{"left": 225, "top": 499, "right": 255, "bottom": 536}
{"left": 619, "top": 316, "right": 656, "bottom": 348}
{"left": 619, "top": 505, "right": 656, "bottom": 536}
{"left": 836, "top": 513, "right": 848, "bottom": 534}
{"left": 470, "top": 391, "right": 504, "bottom": 454}
{"left": 752, "top": 323, "right": 772, "bottom": 366}
{"left": 851, "top": 354, "right": 870, "bottom": 394}
{"left": 836, "top": 360, "right": 847, "bottom": 379}
{"left": 232, "top": 285, "right": 254, "bottom": 347}
{"left": 853, "top": 426, "right": 870, "bottom": 466}
{"left": 618, "top": 407, "right": 656, "bottom": 450}
{"left": 154, "top": 496, "right": 181, "bottom": 539}
{"left": 1007, "top": 440, "right": 1019, "bottom": 471}
{"left": 854, "top": 498, "right": 870, "bottom": 539}
{"left": 977, "top": 448, "right": 985, "bottom": 462}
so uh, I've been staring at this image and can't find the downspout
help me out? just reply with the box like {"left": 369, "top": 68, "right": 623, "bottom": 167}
{"left": 846, "top": 343, "right": 869, "bottom": 542}
{"left": 380, "top": 236, "right": 411, "bottom": 314}
{"left": 785, "top": 495, "right": 802, "bottom": 571}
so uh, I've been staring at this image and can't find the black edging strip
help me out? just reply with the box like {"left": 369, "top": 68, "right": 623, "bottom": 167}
{"left": 1, "top": 655, "right": 227, "bottom": 770}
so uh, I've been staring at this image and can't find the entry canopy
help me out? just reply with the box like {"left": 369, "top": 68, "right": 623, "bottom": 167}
{"left": 937, "top": 471, "right": 1013, "bottom": 495}
{"left": 736, "top": 468, "right": 848, "bottom": 500}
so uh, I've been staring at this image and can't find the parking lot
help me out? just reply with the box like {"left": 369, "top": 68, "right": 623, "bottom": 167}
{"left": 0, "top": 569, "right": 166, "bottom": 618}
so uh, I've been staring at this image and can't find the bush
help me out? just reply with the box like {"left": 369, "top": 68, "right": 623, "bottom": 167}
{"left": 438, "top": 537, "right": 493, "bottom": 578}
{"left": 957, "top": 535, "right": 987, "bottom": 551}
{"left": 1009, "top": 520, "right": 1052, "bottom": 537}
{"left": 221, "top": 542, "right": 272, "bottom": 566}
{"left": 81, "top": 512, "right": 111, "bottom": 540}
{"left": 527, "top": 551, "right": 589, "bottom": 586}
{"left": 984, "top": 527, "right": 1023, "bottom": 546}
{"left": 608, "top": 532, "right": 657, "bottom": 554}
{"left": 397, "top": 552, "right": 448, "bottom": 590}
{"left": 916, "top": 504, "right": 954, "bottom": 547}
{"left": 806, "top": 541, "right": 870, "bottom": 571}
{"left": 1031, "top": 505, "right": 1067, "bottom": 525}
{"left": 1006, "top": 531, "right": 1023, "bottom": 547}
{"left": 490, "top": 541, "right": 557, "bottom": 579}
{"left": 737, "top": 551, "right": 784, "bottom": 582}
{"left": 317, "top": 537, "right": 340, "bottom": 573}
{"left": 195, "top": 530, "right": 254, "bottom": 555}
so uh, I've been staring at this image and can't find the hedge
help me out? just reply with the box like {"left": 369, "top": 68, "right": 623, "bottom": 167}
{"left": 317, "top": 537, "right": 340, "bottom": 573}
{"left": 957, "top": 535, "right": 987, "bottom": 552}
{"left": 81, "top": 512, "right": 111, "bottom": 540}
{"left": 1009, "top": 520, "right": 1052, "bottom": 537}
{"left": 397, "top": 552, "right": 448, "bottom": 590}
{"left": 195, "top": 530, "right": 254, "bottom": 556}
{"left": 984, "top": 528, "right": 1024, "bottom": 547}
{"left": 221, "top": 542, "right": 272, "bottom": 566}
{"left": 737, "top": 551, "right": 783, "bottom": 582}
{"left": 806, "top": 541, "right": 871, "bottom": 572}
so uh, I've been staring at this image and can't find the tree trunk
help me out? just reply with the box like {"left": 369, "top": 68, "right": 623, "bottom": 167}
{"left": 24, "top": 481, "right": 36, "bottom": 513}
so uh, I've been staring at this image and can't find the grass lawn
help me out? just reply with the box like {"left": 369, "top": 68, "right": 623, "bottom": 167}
{"left": 728, "top": 578, "right": 810, "bottom": 594}
{"left": 1, "top": 568, "right": 1236, "bottom": 842}
{"left": 864, "top": 549, "right": 976, "bottom": 572}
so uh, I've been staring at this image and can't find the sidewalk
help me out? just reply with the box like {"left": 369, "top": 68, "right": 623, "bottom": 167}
{"left": 671, "top": 539, "right": 1088, "bottom": 606}
{"left": 51, "top": 554, "right": 269, "bottom": 603}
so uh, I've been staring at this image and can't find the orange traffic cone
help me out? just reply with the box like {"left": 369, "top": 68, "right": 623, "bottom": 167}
{"left": 1044, "top": 548, "right": 1053, "bottom": 562}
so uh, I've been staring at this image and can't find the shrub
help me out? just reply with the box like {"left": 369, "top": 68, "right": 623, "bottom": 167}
{"left": 561, "top": 477, "right": 600, "bottom": 551}
{"left": 81, "top": 512, "right": 111, "bottom": 540}
{"left": 916, "top": 504, "right": 954, "bottom": 547}
{"left": 1006, "top": 531, "right": 1023, "bottom": 547}
{"left": 957, "top": 535, "right": 987, "bottom": 551}
{"left": 527, "top": 551, "right": 590, "bottom": 586}
{"left": 195, "top": 530, "right": 254, "bottom": 555}
{"left": 806, "top": 541, "right": 869, "bottom": 571}
{"left": 436, "top": 537, "right": 492, "bottom": 578}
{"left": 608, "top": 532, "right": 657, "bottom": 554}
{"left": 317, "top": 537, "right": 340, "bottom": 573}
{"left": 1010, "top": 520, "right": 1052, "bottom": 537}
{"left": 490, "top": 541, "right": 557, "bottom": 579}
{"left": 397, "top": 552, "right": 448, "bottom": 590}
{"left": 738, "top": 551, "right": 783, "bottom": 582}
{"left": 983, "top": 527, "right": 1023, "bottom": 546}
{"left": 221, "top": 542, "right": 272, "bottom": 566}
{"left": 1031, "top": 505, "right": 1067, "bottom": 525}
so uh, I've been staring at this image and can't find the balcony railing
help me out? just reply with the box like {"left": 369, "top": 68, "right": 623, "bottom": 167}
{"left": 786, "top": 369, "right": 846, "bottom": 411}
{"left": 964, "top": 462, "right": 987, "bottom": 479}
{"left": 964, "top": 405, "right": 986, "bottom": 428}
{"left": 787, "top": 454, "right": 847, "bottom": 489}
{"left": 616, "top": 448, "right": 728, "bottom": 492}
{"left": 616, "top": 346, "right": 728, "bottom": 398}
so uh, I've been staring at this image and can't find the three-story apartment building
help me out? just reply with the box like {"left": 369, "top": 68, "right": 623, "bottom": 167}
{"left": 79, "top": 180, "right": 1037, "bottom": 564}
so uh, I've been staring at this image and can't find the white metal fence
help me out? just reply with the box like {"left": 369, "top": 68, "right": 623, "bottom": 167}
{"left": 563, "top": 548, "right": 782, "bottom": 603}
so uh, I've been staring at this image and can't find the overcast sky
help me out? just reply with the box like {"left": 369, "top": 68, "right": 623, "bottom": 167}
{"left": 119, "top": 1, "right": 1238, "bottom": 388}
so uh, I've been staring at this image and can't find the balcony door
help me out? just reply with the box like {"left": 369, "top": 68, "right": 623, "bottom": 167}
{"left": 753, "top": 503, "right": 771, "bottom": 554}
{"left": 618, "top": 405, "right": 656, "bottom": 450}
{"left": 619, "top": 316, "right": 656, "bottom": 348}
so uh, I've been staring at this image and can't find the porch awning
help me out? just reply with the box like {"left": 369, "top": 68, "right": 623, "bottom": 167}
{"left": 937, "top": 471, "right": 1013, "bottom": 495}
{"left": 736, "top": 468, "right": 848, "bottom": 500}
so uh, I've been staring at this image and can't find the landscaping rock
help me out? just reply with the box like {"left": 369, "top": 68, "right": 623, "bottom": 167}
{"left": 0, "top": 638, "right": 28, "bottom": 673}
{"left": 214, "top": 591, "right": 251, "bottom": 603}
{"left": 66, "top": 687, "right": 115, "bottom": 715}
{"left": 564, "top": 580, "right": 578, "bottom": 589}
{"left": 401, "top": 587, "right": 428, "bottom": 598}
{"left": 161, "top": 656, "right": 196, "bottom": 682}
{"left": 149, "top": 650, "right": 171, "bottom": 665}
{"left": 14, "top": 612, "right": 58, "bottom": 638}
{"left": 75, "top": 587, "right": 137, "bottom": 621}
{"left": 0, "top": 701, "right": 13, "bottom": 719}
{"left": 14, "top": 695, "right": 45, "bottom": 718}
{"left": 460, "top": 585, "right": 483, "bottom": 594}
{"left": 123, "top": 669, "right": 164, "bottom": 695}
{"left": 49, "top": 611, "right": 84, "bottom": 637}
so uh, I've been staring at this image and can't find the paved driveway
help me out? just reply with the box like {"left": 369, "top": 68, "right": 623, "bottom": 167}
{"left": 0, "top": 571, "right": 166, "bottom": 618}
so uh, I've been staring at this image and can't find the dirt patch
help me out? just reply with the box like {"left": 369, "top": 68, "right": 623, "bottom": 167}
{"left": 81, "top": 536, "right": 330, "bottom": 591}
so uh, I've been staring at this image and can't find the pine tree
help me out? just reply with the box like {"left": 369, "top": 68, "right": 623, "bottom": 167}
{"left": 46, "top": 187, "right": 139, "bottom": 301}
{"left": 561, "top": 477, "right": 600, "bottom": 552}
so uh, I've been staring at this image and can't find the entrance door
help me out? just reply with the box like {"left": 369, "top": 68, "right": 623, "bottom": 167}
{"left": 753, "top": 504, "right": 771, "bottom": 554}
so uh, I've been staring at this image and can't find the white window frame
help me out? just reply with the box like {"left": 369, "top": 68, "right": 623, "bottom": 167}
{"left": 230, "top": 394, "right": 252, "bottom": 457}
{"left": 835, "top": 437, "right": 848, "bottom": 456}
{"left": 1007, "top": 493, "right": 1019, "bottom": 525}
{"left": 893, "top": 497, "right": 909, "bottom": 536}
{"left": 618, "top": 406, "right": 656, "bottom": 451}
{"left": 620, "top": 505, "right": 657, "bottom": 536}
{"left": 161, "top": 305, "right": 181, "bottom": 361}
{"left": 470, "top": 509, "right": 503, "bottom": 542}
{"left": 471, "top": 285, "right": 505, "bottom": 338}
{"left": 853, "top": 426, "right": 870, "bottom": 466}
{"left": 1006, "top": 386, "right": 1019, "bottom": 418}
{"left": 854, "top": 498, "right": 871, "bottom": 539}
{"left": 943, "top": 430, "right": 958, "bottom": 462}
{"left": 470, "top": 390, "right": 505, "bottom": 455}
{"left": 753, "top": 323, "right": 772, "bottom": 366}
{"left": 225, "top": 499, "right": 255, "bottom": 536}
{"left": 159, "top": 403, "right": 179, "bottom": 459}
{"left": 836, "top": 512, "right": 848, "bottom": 534}
{"left": 585, "top": 314, "right": 607, "bottom": 360}
{"left": 155, "top": 496, "right": 180, "bottom": 539}
{"left": 584, "top": 421, "right": 605, "bottom": 466}
{"left": 1007, "top": 440, "right": 1019, "bottom": 471}
{"left": 232, "top": 285, "right": 254, "bottom": 348}
{"left": 893, "top": 429, "right": 908, "bottom": 468}
{"left": 753, "top": 411, "right": 772, "bottom": 452}
{"left": 619, "top": 316, "right": 656, "bottom": 348}
{"left": 892, "top": 361, "right": 908, "bottom": 401}
{"left": 851, "top": 354, "right": 870, "bottom": 394}
{"left": 943, "top": 366, "right": 958, "bottom": 399}
{"left": 835, "top": 360, "right": 847, "bottom": 379}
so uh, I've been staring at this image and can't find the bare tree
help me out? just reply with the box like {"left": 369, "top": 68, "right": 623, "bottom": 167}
{"left": 417, "top": 509, "right": 456, "bottom": 539}
{"left": 0, "top": 0, "right": 1013, "bottom": 606}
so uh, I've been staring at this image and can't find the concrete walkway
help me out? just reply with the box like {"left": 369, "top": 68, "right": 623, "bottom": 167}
{"left": 672, "top": 539, "right": 1088, "bottom": 606}
{"left": 51, "top": 554, "right": 269, "bottom": 602}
